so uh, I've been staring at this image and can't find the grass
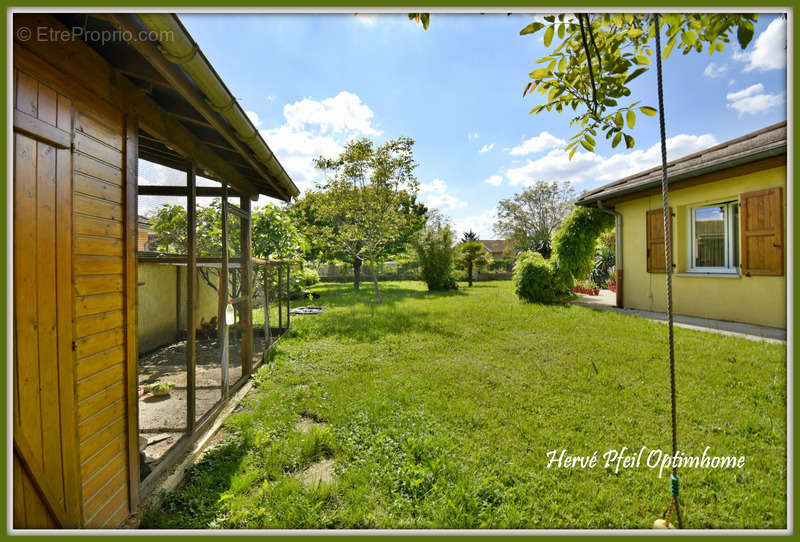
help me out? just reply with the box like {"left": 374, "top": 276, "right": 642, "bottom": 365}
{"left": 140, "top": 280, "right": 786, "bottom": 529}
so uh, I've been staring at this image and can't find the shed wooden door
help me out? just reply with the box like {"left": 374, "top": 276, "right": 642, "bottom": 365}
{"left": 13, "top": 73, "right": 81, "bottom": 528}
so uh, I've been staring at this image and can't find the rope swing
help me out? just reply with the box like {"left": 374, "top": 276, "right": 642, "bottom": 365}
{"left": 651, "top": 13, "right": 682, "bottom": 530}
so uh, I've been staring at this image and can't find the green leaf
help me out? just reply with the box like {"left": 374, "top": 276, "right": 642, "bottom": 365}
{"left": 634, "top": 55, "right": 650, "bottom": 65}
{"left": 614, "top": 111, "right": 623, "bottom": 128}
{"left": 737, "top": 21, "right": 755, "bottom": 50}
{"left": 520, "top": 21, "right": 545, "bottom": 35}
{"left": 558, "top": 23, "right": 565, "bottom": 39}
{"left": 639, "top": 106, "right": 657, "bottom": 116}
{"left": 663, "top": 36, "right": 678, "bottom": 59}
{"left": 558, "top": 56, "right": 566, "bottom": 73}
{"left": 626, "top": 110, "right": 636, "bottom": 130}
{"left": 580, "top": 139, "right": 593, "bottom": 152}
{"left": 544, "top": 25, "right": 555, "bottom": 47}
{"left": 585, "top": 133, "right": 596, "bottom": 146}
{"left": 530, "top": 68, "right": 550, "bottom": 79}
{"left": 625, "top": 67, "right": 648, "bottom": 84}
{"left": 421, "top": 13, "right": 430, "bottom": 30}
{"left": 612, "top": 132, "right": 622, "bottom": 148}
{"left": 624, "top": 134, "right": 634, "bottom": 149}
{"left": 627, "top": 28, "right": 644, "bottom": 39}
{"left": 569, "top": 146, "right": 577, "bottom": 159}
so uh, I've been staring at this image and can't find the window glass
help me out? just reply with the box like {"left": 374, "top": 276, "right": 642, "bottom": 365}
{"left": 694, "top": 206, "right": 725, "bottom": 268}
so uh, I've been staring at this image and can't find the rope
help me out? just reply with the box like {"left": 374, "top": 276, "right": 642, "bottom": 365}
{"left": 653, "top": 13, "right": 683, "bottom": 529}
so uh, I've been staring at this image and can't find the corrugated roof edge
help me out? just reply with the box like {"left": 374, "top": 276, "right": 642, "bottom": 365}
{"left": 576, "top": 121, "right": 787, "bottom": 207}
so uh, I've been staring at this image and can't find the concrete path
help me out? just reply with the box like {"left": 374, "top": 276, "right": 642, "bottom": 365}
{"left": 571, "top": 290, "right": 786, "bottom": 344}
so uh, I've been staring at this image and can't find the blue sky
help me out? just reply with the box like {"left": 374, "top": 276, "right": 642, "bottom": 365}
{"left": 176, "top": 11, "right": 787, "bottom": 238}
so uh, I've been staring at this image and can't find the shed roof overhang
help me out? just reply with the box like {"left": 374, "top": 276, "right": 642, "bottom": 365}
{"left": 575, "top": 121, "right": 787, "bottom": 208}
{"left": 53, "top": 13, "right": 298, "bottom": 202}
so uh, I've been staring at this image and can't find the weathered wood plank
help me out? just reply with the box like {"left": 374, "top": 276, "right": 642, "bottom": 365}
{"left": 35, "top": 138, "right": 65, "bottom": 510}
{"left": 16, "top": 70, "right": 38, "bottom": 116}
{"left": 75, "top": 327, "right": 124, "bottom": 360}
{"left": 78, "top": 402, "right": 125, "bottom": 446}
{"left": 76, "top": 111, "right": 123, "bottom": 151}
{"left": 78, "top": 381, "right": 125, "bottom": 423}
{"left": 75, "top": 310, "right": 125, "bottom": 342}
{"left": 74, "top": 193, "right": 123, "bottom": 222}
{"left": 36, "top": 83, "right": 57, "bottom": 125}
{"left": 74, "top": 214, "right": 123, "bottom": 238}
{"left": 82, "top": 467, "right": 126, "bottom": 526}
{"left": 14, "top": 133, "right": 43, "bottom": 469}
{"left": 75, "top": 234, "right": 124, "bottom": 257}
{"left": 74, "top": 292, "right": 125, "bottom": 318}
{"left": 80, "top": 433, "right": 126, "bottom": 482}
{"left": 74, "top": 255, "right": 124, "bottom": 276}
{"left": 76, "top": 346, "right": 124, "bottom": 382}
{"left": 77, "top": 363, "right": 124, "bottom": 402}
{"left": 75, "top": 173, "right": 124, "bottom": 204}
{"left": 74, "top": 131, "right": 123, "bottom": 168}
{"left": 74, "top": 275, "right": 124, "bottom": 297}
{"left": 73, "top": 153, "right": 123, "bottom": 186}
{"left": 81, "top": 451, "right": 126, "bottom": 505}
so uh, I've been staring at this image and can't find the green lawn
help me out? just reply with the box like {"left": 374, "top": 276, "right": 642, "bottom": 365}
{"left": 141, "top": 281, "right": 786, "bottom": 529}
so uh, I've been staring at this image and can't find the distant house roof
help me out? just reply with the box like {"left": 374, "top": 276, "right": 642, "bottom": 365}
{"left": 576, "top": 121, "right": 787, "bottom": 207}
{"left": 479, "top": 240, "right": 509, "bottom": 254}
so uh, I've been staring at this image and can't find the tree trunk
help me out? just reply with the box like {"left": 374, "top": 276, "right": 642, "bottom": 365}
{"left": 468, "top": 260, "right": 473, "bottom": 287}
{"left": 370, "top": 261, "right": 382, "bottom": 304}
{"left": 353, "top": 257, "right": 362, "bottom": 289}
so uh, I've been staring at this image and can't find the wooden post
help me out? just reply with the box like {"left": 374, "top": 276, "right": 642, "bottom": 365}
{"left": 186, "top": 163, "right": 197, "bottom": 432}
{"left": 263, "top": 264, "right": 271, "bottom": 348}
{"left": 218, "top": 184, "right": 229, "bottom": 399}
{"left": 123, "top": 113, "right": 140, "bottom": 513}
{"left": 286, "top": 263, "right": 291, "bottom": 330}
{"left": 277, "top": 263, "right": 283, "bottom": 330}
{"left": 240, "top": 197, "right": 253, "bottom": 376}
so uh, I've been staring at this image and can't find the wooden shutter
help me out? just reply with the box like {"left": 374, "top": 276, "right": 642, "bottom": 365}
{"left": 740, "top": 187, "right": 783, "bottom": 276}
{"left": 646, "top": 207, "right": 672, "bottom": 273}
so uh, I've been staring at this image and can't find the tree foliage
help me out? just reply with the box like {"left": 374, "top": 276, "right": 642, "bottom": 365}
{"left": 310, "top": 137, "right": 426, "bottom": 303}
{"left": 519, "top": 13, "right": 758, "bottom": 156}
{"left": 414, "top": 212, "right": 457, "bottom": 291}
{"left": 494, "top": 181, "right": 576, "bottom": 258}
{"left": 550, "top": 206, "right": 615, "bottom": 286}
{"left": 456, "top": 240, "right": 492, "bottom": 287}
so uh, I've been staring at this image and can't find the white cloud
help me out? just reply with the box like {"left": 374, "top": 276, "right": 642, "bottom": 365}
{"left": 733, "top": 17, "right": 786, "bottom": 72}
{"left": 283, "top": 91, "right": 381, "bottom": 137}
{"left": 703, "top": 62, "right": 728, "bottom": 78}
{"left": 505, "top": 133, "right": 718, "bottom": 186}
{"left": 246, "top": 110, "right": 262, "bottom": 127}
{"left": 726, "top": 85, "right": 786, "bottom": 117}
{"left": 508, "top": 131, "right": 566, "bottom": 156}
{"left": 468, "top": 132, "right": 479, "bottom": 141}
{"left": 453, "top": 207, "right": 497, "bottom": 239}
{"left": 418, "top": 178, "right": 468, "bottom": 210}
{"left": 257, "top": 91, "right": 382, "bottom": 193}
{"left": 479, "top": 143, "right": 494, "bottom": 153}
{"left": 484, "top": 175, "right": 503, "bottom": 187}
{"left": 354, "top": 13, "right": 377, "bottom": 25}
{"left": 726, "top": 83, "right": 764, "bottom": 101}
{"left": 266, "top": 95, "right": 276, "bottom": 102}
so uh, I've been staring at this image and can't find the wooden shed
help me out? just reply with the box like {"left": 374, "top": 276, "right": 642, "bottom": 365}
{"left": 12, "top": 12, "right": 298, "bottom": 529}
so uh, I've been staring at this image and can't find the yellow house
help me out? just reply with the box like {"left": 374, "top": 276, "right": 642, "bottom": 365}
{"left": 576, "top": 122, "right": 787, "bottom": 329}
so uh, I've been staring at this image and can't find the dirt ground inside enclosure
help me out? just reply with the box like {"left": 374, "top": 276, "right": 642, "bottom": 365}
{"left": 138, "top": 336, "right": 244, "bottom": 465}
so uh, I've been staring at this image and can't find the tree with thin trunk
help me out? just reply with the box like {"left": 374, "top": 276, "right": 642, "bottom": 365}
{"left": 310, "top": 137, "right": 422, "bottom": 303}
{"left": 457, "top": 240, "right": 492, "bottom": 287}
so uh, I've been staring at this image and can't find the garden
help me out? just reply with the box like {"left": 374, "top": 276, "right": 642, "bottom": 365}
{"left": 141, "top": 280, "right": 786, "bottom": 529}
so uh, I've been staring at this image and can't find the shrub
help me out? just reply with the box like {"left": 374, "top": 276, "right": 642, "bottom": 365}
{"left": 551, "top": 207, "right": 615, "bottom": 286}
{"left": 513, "top": 251, "right": 565, "bottom": 303}
{"left": 452, "top": 269, "right": 468, "bottom": 282}
{"left": 296, "top": 267, "right": 320, "bottom": 288}
{"left": 414, "top": 217, "right": 457, "bottom": 291}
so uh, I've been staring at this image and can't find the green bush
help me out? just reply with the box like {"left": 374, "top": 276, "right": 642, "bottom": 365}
{"left": 296, "top": 267, "right": 320, "bottom": 287}
{"left": 452, "top": 269, "right": 468, "bottom": 282}
{"left": 414, "top": 218, "right": 457, "bottom": 291}
{"left": 512, "top": 251, "right": 565, "bottom": 303}
{"left": 551, "top": 207, "right": 615, "bottom": 285}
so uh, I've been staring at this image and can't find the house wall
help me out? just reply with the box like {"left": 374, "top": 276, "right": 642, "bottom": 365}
{"left": 14, "top": 14, "right": 135, "bottom": 528}
{"left": 616, "top": 164, "right": 786, "bottom": 328}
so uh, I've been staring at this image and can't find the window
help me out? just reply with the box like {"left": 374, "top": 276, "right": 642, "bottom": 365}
{"left": 688, "top": 201, "right": 739, "bottom": 273}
